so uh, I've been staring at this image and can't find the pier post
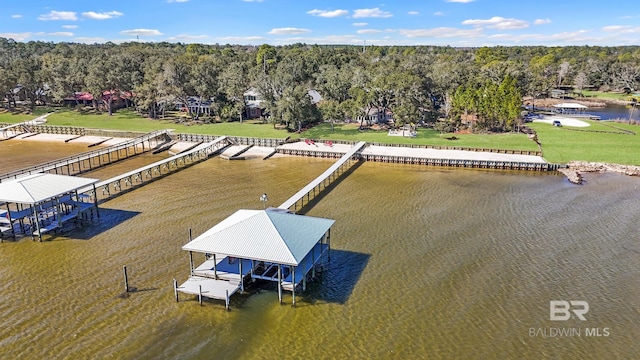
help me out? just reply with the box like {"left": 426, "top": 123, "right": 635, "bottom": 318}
{"left": 173, "top": 279, "right": 179, "bottom": 302}
{"left": 292, "top": 266, "right": 296, "bottom": 306}
{"left": 198, "top": 285, "right": 202, "bottom": 306}
{"left": 225, "top": 290, "right": 230, "bottom": 310}
{"left": 239, "top": 260, "right": 244, "bottom": 293}
{"left": 277, "top": 265, "right": 282, "bottom": 304}
{"left": 123, "top": 265, "right": 129, "bottom": 293}
{"left": 189, "top": 251, "right": 194, "bottom": 276}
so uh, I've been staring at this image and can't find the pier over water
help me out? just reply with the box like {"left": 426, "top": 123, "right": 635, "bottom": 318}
{"left": 80, "top": 137, "right": 229, "bottom": 202}
{"left": 278, "top": 141, "right": 366, "bottom": 213}
{"left": 0, "top": 130, "right": 172, "bottom": 183}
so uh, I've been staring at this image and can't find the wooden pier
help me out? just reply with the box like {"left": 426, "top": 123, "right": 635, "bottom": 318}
{"left": 79, "top": 137, "right": 230, "bottom": 201}
{"left": 278, "top": 142, "right": 366, "bottom": 213}
{"left": 0, "top": 130, "right": 172, "bottom": 183}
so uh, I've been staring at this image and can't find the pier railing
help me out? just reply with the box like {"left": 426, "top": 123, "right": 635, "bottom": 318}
{"left": 0, "top": 130, "right": 172, "bottom": 183}
{"left": 80, "top": 137, "right": 230, "bottom": 201}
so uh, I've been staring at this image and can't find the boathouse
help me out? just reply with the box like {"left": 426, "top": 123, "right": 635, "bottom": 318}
{"left": 176, "top": 208, "right": 334, "bottom": 309}
{"left": 0, "top": 173, "right": 99, "bottom": 242}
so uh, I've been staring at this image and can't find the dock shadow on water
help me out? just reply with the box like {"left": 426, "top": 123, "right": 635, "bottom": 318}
{"left": 296, "top": 160, "right": 364, "bottom": 215}
{"left": 305, "top": 249, "right": 370, "bottom": 305}
{"left": 63, "top": 207, "right": 140, "bottom": 240}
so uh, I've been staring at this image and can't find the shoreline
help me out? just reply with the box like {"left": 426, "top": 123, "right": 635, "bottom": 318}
{"left": 4, "top": 132, "right": 640, "bottom": 185}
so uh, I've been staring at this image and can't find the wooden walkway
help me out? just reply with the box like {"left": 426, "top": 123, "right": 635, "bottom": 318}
{"left": 0, "top": 130, "right": 172, "bottom": 183}
{"left": 278, "top": 142, "right": 366, "bottom": 212}
{"left": 79, "top": 137, "right": 229, "bottom": 201}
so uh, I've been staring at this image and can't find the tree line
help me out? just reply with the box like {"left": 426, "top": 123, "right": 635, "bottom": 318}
{"left": 0, "top": 37, "right": 639, "bottom": 133}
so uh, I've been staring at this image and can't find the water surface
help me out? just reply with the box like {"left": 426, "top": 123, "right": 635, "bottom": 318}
{"left": 0, "top": 140, "right": 638, "bottom": 359}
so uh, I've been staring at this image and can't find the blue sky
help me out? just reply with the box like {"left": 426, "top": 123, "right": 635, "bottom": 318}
{"left": 1, "top": 0, "right": 639, "bottom": 46}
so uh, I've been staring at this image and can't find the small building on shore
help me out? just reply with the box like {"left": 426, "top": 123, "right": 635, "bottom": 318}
{"left": 175, "top": 207, "right": 334, "bottom": 309}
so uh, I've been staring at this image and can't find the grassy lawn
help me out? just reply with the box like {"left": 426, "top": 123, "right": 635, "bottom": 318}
{"left": 303, "top": 123, "right": 538, "bottom": 151}
{"left": 5, "top": 106, "right": 640, "bottom": 165}
{"left": 2, "top": 107, "right": 292, "bottom": 138}
{"left": 580, "top": 90, "right": 631, "bottom": 101}
{"left": 529, "top": 120, "right": 640, "bottom": 164}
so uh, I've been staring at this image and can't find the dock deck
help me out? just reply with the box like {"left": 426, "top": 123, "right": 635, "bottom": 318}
{"left": 177, "top": 276, "right": 241, "bottom": 308}
{"left": 278, "top": 141, "right": 366, "bottom": 211}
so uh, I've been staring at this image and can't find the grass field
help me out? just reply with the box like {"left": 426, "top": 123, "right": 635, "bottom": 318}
{"left": 529, "top": 120, "right": 640, "bottom": 164}
{"left": 3, "top": 106, "right": 640, "bottom": 165}
{"left": 580, "top": 90, "right": 633, "bottom": 101}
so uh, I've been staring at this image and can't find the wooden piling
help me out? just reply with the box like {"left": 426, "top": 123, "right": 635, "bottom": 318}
{"left": 198, "top": 285, "right": 202, "bottom": 306}
{"left": 123, "top": 265, "right": 129, "bottom": 293}
{"left": 173, "top": 279, "right": 179, "bottom": 302}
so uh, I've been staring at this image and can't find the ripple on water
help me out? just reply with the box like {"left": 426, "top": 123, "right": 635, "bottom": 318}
{"left": 1, "top": 144, "right": 639, "bottom": 359}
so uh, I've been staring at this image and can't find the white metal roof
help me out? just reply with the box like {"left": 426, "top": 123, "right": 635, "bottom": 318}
{"left": 0, "top": 173, "right": 98, "bottom": 204}
{"left": 182, "top": 208, "right": 335, "bottom": 266}
{"left": 554, "top": 102, "right": 588, "bottom": 109}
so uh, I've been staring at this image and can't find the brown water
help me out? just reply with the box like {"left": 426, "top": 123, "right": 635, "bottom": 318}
{"left": 1, "top": 140, "right": 639, "bottom": 359}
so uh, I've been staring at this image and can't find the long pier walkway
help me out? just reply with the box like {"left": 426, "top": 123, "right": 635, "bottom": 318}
{"left": 0, "top": 130, "right": 172, "bottom": 183}
{"left": 80, "top": 137, "right": 229, "bottom": 201}
{"left": 278, "top": 141, "right": 366, "bottom": 213}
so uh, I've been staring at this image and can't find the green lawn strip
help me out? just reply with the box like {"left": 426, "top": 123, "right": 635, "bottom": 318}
{"left": 302, "top": 123, "right": 537, "bottom": 151}
{"left": 580, "top": 90, "right": 631, "bottom": 101}
{"left": 529, "top": 121, "right": 640, "bottom": 164}
{"left": 44, "top": 109, "right": 290, "bottom": 138}
{"left": 7, "top": 107, "right": 640, "bottom": 165}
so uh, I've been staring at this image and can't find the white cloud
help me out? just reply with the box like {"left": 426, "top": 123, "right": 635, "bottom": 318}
{"left": 271, "top": 34, "right": 359, "bottom": 46}
{"left": 167, "top": 34, "right": 210, "bottom": 41}
{"left": 434, "top": 11, "right": 444, "bottom": 16}
{"left": 446, "top": 0, "right": 475, "bottom": 3}
{"left": 11, "top": 14, "right": 22, "bottom": 19}
{"left": 38, "top": 11, "right": 78, "bottom": 21}
{"left": 268, "top": 27, "right": 310, "bottom": 35}
{"left": 352, "top": 22, "right": 368, "bottom": 27}
{"left": 462, "top": 16, "right": 529, "bottom": 30}
{"left": 399, "top": 27, "right": 483, "bottom": 38}
{"left": 0, "top": 32, "right": 31, "bottom": 41}
{"left": 167, "top": 0, "right": 189, "bottom": 2}
{"left": 62, "top": 25, "right": 78, "bottom": 29}
{"left": 357, "top": 29, "right": 383, "bottom": 34}
{"left": 602, "top": 25, "right": 640, "bottom": 34}
{"left": 82, "top": 11, "right": 124, "bottom": 20}
{"left": 353, "top": 8, "right": 392, "bottom": 19}
{"left": 216, "top": 36, "right": 267, "bottom": 43}
{"left": 47, "top": 32, "right": 74, "bottom": 37}
{"left": 74, "top": 37, "right": 107, "bottom": 44}
{"left": 120, "top": 29, "right": 163, "bottom": 36}
{"left": 408, "top": 11, "right": 419, "bottom": 15}
{"left": 241, "top": 0, "right": 263, "bottom": 2}
{"left": 534, "top": 18, "right": 551, "bottom": 25}
{"left": 307, "top": 9, "right": 349, "bottom": 18}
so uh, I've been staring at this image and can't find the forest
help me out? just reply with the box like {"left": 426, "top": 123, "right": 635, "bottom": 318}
{"left": 0, "top": 37, "right": 639, "bottom": 133}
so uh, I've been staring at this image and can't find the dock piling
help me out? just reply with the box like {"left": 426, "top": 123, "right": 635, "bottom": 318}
{"left": 123, "top": 265, "right": 129, "bottom": 293}
{"left": 173, "top": 278, "right": 179, "bottom": 302}
{"left": 198, "top": 285, "right": 203, "bottom": 306}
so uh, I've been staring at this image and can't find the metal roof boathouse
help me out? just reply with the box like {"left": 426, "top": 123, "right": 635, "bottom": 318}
{"left": 0, "top": 173, "right": 99, "bottom": 242}
{"left": 175, "top": 208, "right": 334, "bottom": 309}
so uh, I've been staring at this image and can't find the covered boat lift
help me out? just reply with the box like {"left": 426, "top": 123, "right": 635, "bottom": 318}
{"left": 176, "top": 208, "right": 334, "bottom": 309}
{"left": 0, "top": 173, "right": 99, "bottom": 242}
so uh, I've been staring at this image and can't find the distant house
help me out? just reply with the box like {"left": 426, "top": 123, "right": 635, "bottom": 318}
{"left": 63, "top": 91, "right": 132, "bottom": 109}
{"left": 243, "top": 88, "right": 264, "bottom": 119}
{"left": 174, "top": 96, "right": 214, "bottom": 116}
{"left": 242, "top": 88, "right": 323, "bottom": 120}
